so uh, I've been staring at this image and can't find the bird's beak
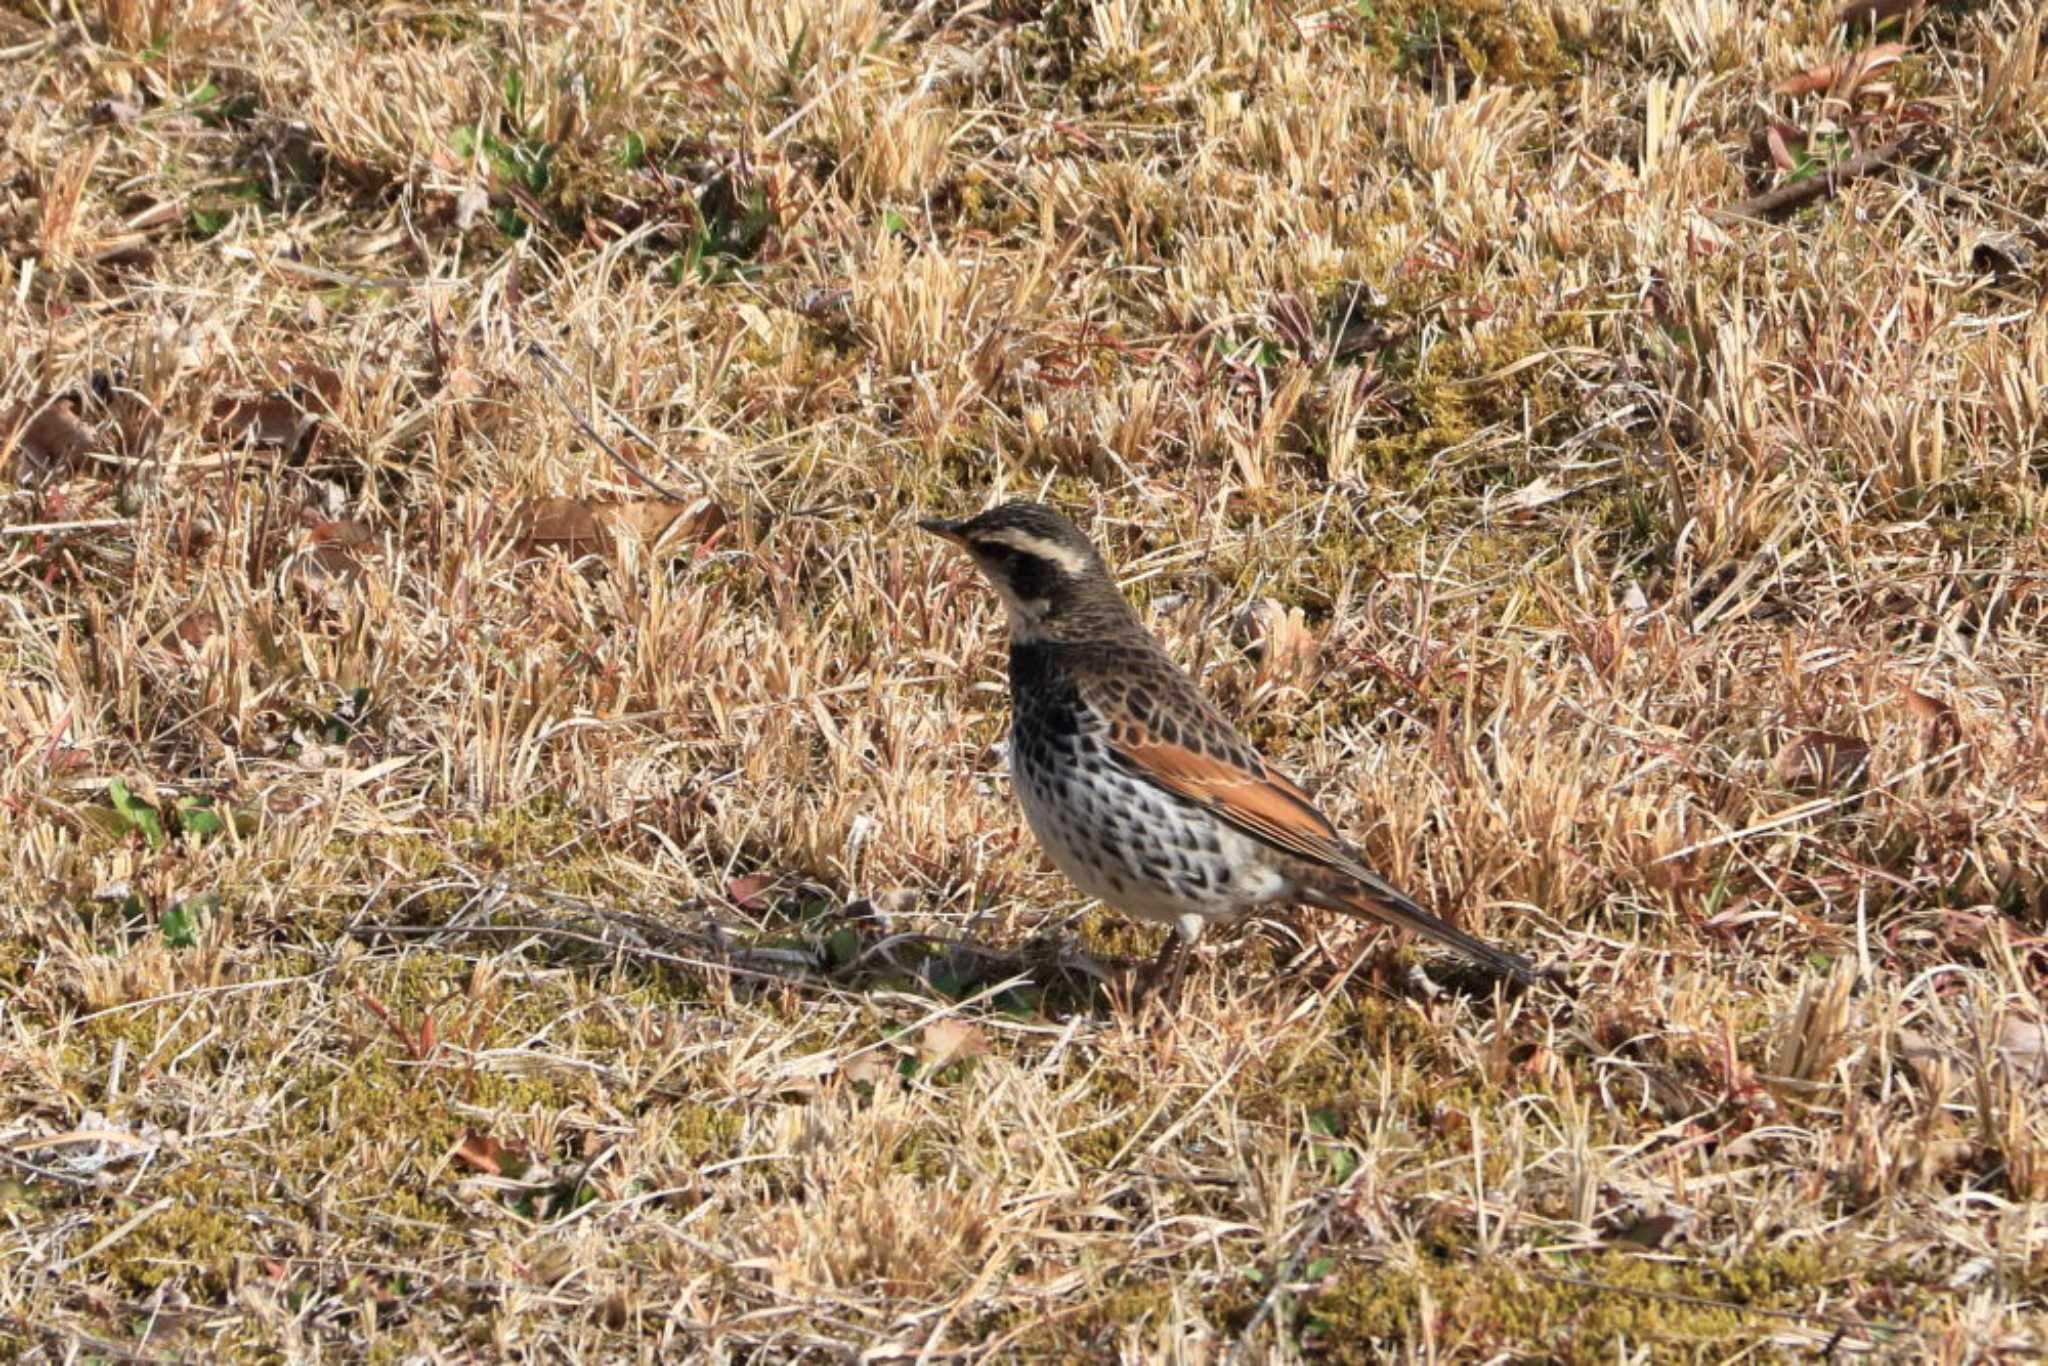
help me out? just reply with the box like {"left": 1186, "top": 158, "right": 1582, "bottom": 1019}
{"left": 917, "top": 517, "right": 967, "bottom": 547}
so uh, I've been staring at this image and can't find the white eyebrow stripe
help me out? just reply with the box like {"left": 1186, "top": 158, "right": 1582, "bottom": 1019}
{"left": 977, "top": 527, "right": 1091, "bottom": 576}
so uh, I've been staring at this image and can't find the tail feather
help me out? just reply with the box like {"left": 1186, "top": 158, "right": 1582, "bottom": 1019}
{"left": 1309, "top": 870, "right": 1541, "bottom": 987}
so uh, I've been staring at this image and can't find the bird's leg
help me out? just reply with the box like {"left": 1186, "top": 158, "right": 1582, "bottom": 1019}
{"left": 1166, "top": 914, "right": 1209, "bottom": 1011}
{"left": 1140, "top": 930, "right": 1184, "bottom": 1007}
{"left": 1138, "top": 914, "right": 1205, "bottom": 1012}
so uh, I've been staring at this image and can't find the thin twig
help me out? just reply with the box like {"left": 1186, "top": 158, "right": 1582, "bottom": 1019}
{"left": 56, "top": 970, "right": 338, "bottom": 1032}
{"left": 49, "top": 1196, "right": 172, "bottom": 1275}
{"left": 522, "top": 340, "right": 693, "bottom": 501}
{"left": 1655, "top": 742, "right": 1966, "bottom": 864}
{"left": 353, "top": 919, "right": 829, "bottom": 990}
{"left": 1712, "top": 138, "right": 1917, "bottom": 222}
{"left": 21, "top": 1320, "right": 179, "bottom": 1366}
{"left": 0, "top": 519, "right": 130, "bottom": 536}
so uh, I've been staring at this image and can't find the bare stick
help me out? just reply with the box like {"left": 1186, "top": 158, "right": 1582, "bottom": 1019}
{"left": 1713, "top": 139, "right": 1913, "bottom": 222}
{"left": 523, "top": 340, "right": 693, "bottom": 502}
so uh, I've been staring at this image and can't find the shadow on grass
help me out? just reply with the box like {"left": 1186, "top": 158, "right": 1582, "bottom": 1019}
{"left": 349, "top": 881, "right": 1546, "bottom": 1029}
{"left": 349, "top": 884, "right": 1125, "bottom": 1024}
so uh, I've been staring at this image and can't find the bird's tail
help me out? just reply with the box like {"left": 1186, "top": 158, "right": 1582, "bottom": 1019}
{"left": 1308, "top": 870, "right": 1541, "bottom": 987}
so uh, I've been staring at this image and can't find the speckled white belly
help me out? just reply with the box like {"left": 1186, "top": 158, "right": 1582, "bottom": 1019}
{"left": 1009, "top": 724, "right": 1289, "bottom": 929}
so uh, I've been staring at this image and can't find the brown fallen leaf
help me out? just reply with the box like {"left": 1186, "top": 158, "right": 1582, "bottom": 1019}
{"left": 1775, "top": 64, "right": 1834, "bottom": 98}
{"left": 1900, "top": 686, "right": 1946, "bottom": 721}
{"left": 839, "top": 1052, "right": 897, "bottom": 1088}
{"left": 287, "top": 523, "right": 375, "bottom": 607}
{"left": 209, "top": 395, "right": 317, "bottom": 452}
{"left": 309, "top": 518, "right": 375, "bottom": 549}
{"left": 919, "top": 1017, "right": 989, "bottom": 1068}
{"left": 451, "top": 1131, "right": 533, "bottom": 1180}
{"left": 6, "top": 397, "right": 96, "bottom": 474}
{"left": 1772, "top": 729, "right": 1872, "bottom": 791}
{"left": 1898, "top": 685, "right": 1962, "bottom": 748}
{"left": 172, "top": 610, "right": 222, "bottom": 649}
{"left": 1765, "top": 124, "right": 1802, "bottom": 172}
{"left": 1774, "top": 42, "right": 1906, "bottom": 98}
{"left": 515, "top": 496, "right": 729, "bottom": 556}
{"left": 207, "top": 367, "right": 341, "bottom": 459}
{"left": 1998, "top": 1016, "right": 2047, "bottom": 1083}
{"left": 726, "top": 873, "right": 779, "bottom": 911}
{"left": 288, "top": 363, "right": 344, "bottom": 409}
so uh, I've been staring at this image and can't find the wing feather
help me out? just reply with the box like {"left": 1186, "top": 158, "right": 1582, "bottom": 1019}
{"left": 1072, "top": 656, "right": 1541, "bottom": 986}
{"left": 1106, "top": 728, "right": 1353, "bottom": 868}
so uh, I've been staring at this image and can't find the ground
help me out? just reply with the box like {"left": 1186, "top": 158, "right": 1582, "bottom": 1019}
{"left": 3, "top": 0, "right": 2046, "bottom": 1358}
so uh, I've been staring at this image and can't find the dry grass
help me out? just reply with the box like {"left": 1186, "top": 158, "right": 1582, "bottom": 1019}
{"left": 3, "top": 0, "right": 2046, "bottom": 1357}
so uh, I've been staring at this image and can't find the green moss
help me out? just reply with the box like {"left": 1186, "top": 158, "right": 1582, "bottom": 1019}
{"left": 1356, "top": 0, "right": 1610, "bottom": 89}
{"left": 667, "top": 1101, "right": 745, "bottom": 1164}
{"left": 1072, "top": 907, "right": 1160, "bottom": 963}
{"left": 992, "top": 1276, "right": 1183, "bottom": 1352}
{"left": 1303, "top": 1246, "right": 1844, "bottom": 1356}
{"left": 88, "top": 1165, "right": 253, "bottom": 1296}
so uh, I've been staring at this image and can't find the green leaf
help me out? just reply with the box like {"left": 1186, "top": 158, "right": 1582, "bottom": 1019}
{"left": 160, "top": 894, "right": 218, "bottom": 948}
{"left": 189, "top": 207, "right": 233, "bottom": 239}
{"left": 216, "top": 92, "right": 259, "bottom": 126}
{"left": 173, "top": 795, "right": 226, "bottom": 839}
{"left": 882, "top": 210, "right": 910, "bottom": 235}
{"left": 108, "top": 779, "right": 167, "bottom": 851}
{"left": 160, "top": 905, "right": 196, "bottom": 947}
{"left": 783, "top": 18, "right": 813, "bottom": 77}
{"left": 1303, "top": 1255, "right": 1336, "bottom": 1281}
{"left": 824, "top": 926, "right": 860, "bottom": 967}
{"left": 617, "top": 131, "right": 646, "bottom": 170}
{"left": 995, "top": 984, "right": 1044, "bottom": 1017}
{"left": 524, "top": 144, "right": 553, "bottom": 195}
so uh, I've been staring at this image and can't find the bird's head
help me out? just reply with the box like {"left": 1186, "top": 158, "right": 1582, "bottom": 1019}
{"left": 919, "top": 500, "right": 1118, "bottom": 639}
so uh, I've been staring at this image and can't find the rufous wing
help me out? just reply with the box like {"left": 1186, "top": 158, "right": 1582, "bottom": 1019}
{"left": 1103, "top": 727, "right": 1356, "bottom": 871}
{"left": 1096, "top": 702, "right": 1541, "bottom": 986}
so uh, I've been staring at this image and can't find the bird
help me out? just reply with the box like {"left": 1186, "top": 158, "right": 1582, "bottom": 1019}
{"left": 919, "top": 499, "right": 1540, "bottom": 1002}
